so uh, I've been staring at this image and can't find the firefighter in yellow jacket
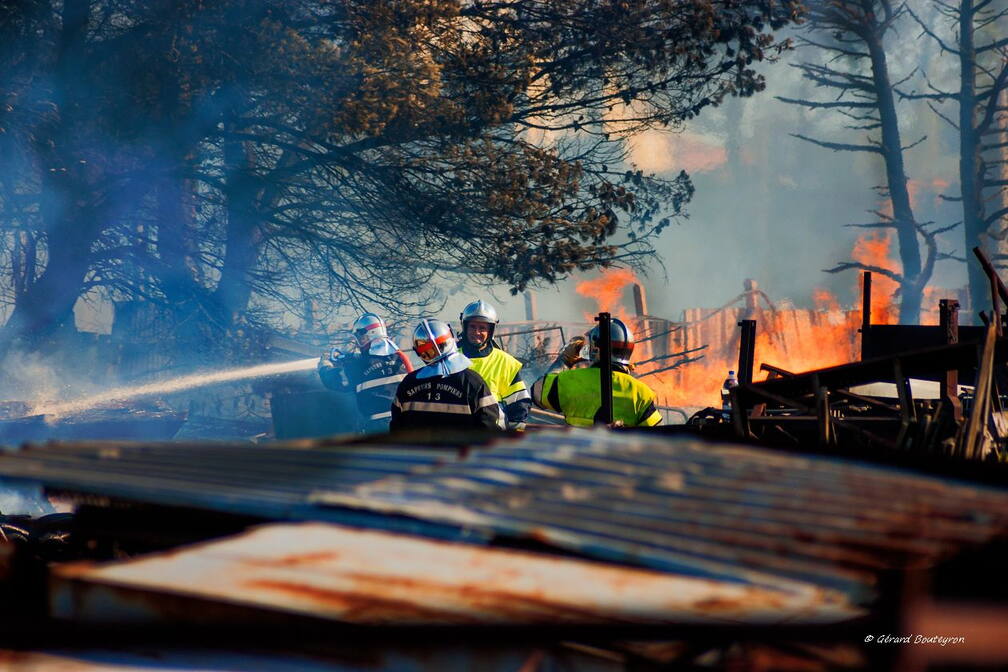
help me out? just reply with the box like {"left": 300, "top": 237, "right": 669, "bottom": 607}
{"left": 531, "top": 318, "right": 662, "bottom": 428}
{"left": 458, "top": 299, "right": 531, "bottom": 430}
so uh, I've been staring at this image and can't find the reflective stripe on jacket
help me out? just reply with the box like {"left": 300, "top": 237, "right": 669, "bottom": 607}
{"left": 531, "top": 366, "right": 662, "bottom": 427}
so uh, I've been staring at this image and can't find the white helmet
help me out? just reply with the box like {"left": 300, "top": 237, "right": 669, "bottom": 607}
{"left": 413, "top": 319, "right": 458, "bottom": 364}
{"left": 588, "top": 318, "right": 635, "bottom": 365}
{"left": 352, "top": 312, "right": 388, "bottom": 349}
{"left": 460, "top": 299, "right": 499, "bottom": 340}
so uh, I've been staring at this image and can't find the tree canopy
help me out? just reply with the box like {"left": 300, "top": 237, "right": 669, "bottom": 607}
{"left": 0, "top": 0, "right": 802, "bottom": 357}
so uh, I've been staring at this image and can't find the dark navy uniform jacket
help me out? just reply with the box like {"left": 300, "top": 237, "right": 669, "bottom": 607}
{"left": 390, "top": 367, "right": 502, "bottom": 431}
{"left": 319, "top": 339, "right": 412, "bottom": 430}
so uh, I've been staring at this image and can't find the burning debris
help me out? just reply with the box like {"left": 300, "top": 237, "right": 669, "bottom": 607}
{"left": 686, "top": 248, "right": 1008, "bottom": 463}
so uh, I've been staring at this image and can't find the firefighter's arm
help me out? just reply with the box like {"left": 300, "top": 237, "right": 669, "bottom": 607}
{"left": 543, "top": 336, "right": 586, "bottom": 374}
{"left": 389, "top": 392, "right": 404, "bottom": 431}
{"left": 530, "top": 373, "right": 561, "bottom": 413}
{"left": 473, "top": 384, "right": 505, "bottom": 431}
{"left": 317, "top": 348, "right": 352, "bottom": 392}
{"left": 638, "top": 397, "right": 662, "bottom": 427}
{"left": 501, "top": 369, "right": 531, "bottom": 429}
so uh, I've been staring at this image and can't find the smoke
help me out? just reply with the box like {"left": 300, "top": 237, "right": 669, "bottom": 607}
{"left": 628, "top": 130, "right": 729, "bottom": 175}
{"left": 0, "top": 350, "right": 92, "bottom": 406}
{"left": 473, "top": 31, "right": 968, "bottom": 325}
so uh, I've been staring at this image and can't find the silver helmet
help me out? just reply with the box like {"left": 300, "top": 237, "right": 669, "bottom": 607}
{"left": 352, "top": 312, "right": 387, "bottom": 349}
{"left": 588, "top": 317, "right": 635, "bottom": 365}
{"left": 460, "top": 299, "right": 499, "bottom": 340}
{"left": 413, "top": 319, "right": 457, "bottom": 364}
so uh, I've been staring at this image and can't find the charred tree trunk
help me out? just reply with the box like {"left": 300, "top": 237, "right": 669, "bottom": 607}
{"left": 0, "top": 0, "right": 100, "bottom": 354}
{"left": 959, "top": 0, "right": 988, "bottom": 319}
{"left": 866, "top": 32, "right": 923, "bottom": 324}
{"left": 212, "top": 131, "right": 263, "bottom": 327}
{"left": 155, "top": 170, "right": 203, "bottom": 306}
{"left": 152, "top": 168, "right": 212, "bottom": 360}
{"left": 779, "top": 0, "right": 933, "bottom": 325}
{"left": 3, "top": 175, "right": 104, "bottom": 350}
{"left": 12, "top": 230, "right": 38, "bottom": 302}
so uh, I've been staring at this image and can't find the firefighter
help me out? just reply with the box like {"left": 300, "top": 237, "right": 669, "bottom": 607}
{"left": 531, "top": 318, "right": 662, "bottom": 428}
{"left": 390, "top": 319, "right": 503, "bottom": 431}
{"left": 317, "top": 312, "right": 413, "bottom": 432}
{"left": 458, "top": 299, "right": 531, "bottom": 430}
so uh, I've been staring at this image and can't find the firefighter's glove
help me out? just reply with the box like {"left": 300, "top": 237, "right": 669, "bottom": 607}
{"left": 317, "top": 347, "right": 343, "bottom": 372}
{"left": 560, "top": 336, "right": 586, "bottom": 367}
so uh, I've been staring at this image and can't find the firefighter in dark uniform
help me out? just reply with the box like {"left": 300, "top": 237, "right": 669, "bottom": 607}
{"left": 531, "top": 318, "right": 662, "bottom": 428}
{"left": 318, "top": 312, "right": 413, "bottom": 432}
{"left": 390, "top": 319, "right": 503, "bottom": 431}
{"left": 458, "top": 299, "right": 531, "bottom": 430}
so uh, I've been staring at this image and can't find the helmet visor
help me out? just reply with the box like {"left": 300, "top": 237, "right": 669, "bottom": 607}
{"left": 354, "top": 323, "right": 383, "bottom": 348}
{"left": 414, "top": 321, "right": 455, "bottom": 363}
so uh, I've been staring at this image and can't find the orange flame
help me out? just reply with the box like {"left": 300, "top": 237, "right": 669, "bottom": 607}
{"left": 645, "top": 298, "right": 860, "bottom": 408}
{"left": 852, "top": 232, "right": 898, "bottom": 325}
{"left": 573, "top": 232, "right": 947, "bottom": 409}
{"left": 575, "top": 268, "right": 637, "bottom": 319}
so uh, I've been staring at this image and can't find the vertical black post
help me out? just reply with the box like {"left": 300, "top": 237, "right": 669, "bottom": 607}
{"left": 737, "top": 319, "right": 756, "bottom": 386}
{"left": 940, "top": 299, "right": 963, "bottom": 422}
{"left": 861, "top": 271, "right": 872, "bottom": 361}
{"left": 596, "top": 312, "right": 614, "bottom": 425}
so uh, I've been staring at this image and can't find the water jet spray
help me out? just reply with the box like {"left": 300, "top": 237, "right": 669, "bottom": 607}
{"left": 29, "top": 358, "right": 319, "bottom": 418}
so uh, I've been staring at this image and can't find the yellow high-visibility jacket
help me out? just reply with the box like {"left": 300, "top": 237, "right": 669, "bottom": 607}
{"left": 531, "top": 365, "right": 662, "bottom": 427}
{"left": 466, "top": 346, "right": 531, "bottom": 426}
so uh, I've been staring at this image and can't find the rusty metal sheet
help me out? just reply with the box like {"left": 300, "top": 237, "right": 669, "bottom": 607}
{"left": 309, "top": 430, "right": 1008, "bottom": 602}
{"left": 51, "top": 522, "right": 862, "bottom": 626}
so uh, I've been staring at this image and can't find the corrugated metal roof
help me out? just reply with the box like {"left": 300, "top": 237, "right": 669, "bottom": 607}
{"left": 51, "top": 522, "right": 862, "bottom": 626}
{"left": 0, "top": 440, "right": 459, "bottom": 528}
{"left": 3, "top": 430, "right": 1008, "bottom": 607}
{"left": 309, "top": 430, "right": 1008, "bottom": 603}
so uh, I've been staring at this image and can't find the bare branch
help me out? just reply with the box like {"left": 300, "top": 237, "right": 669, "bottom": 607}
{"left": 921, "top": 221, "right": 961, "bottom": 236}
{"left": 906, "top": 4, "right": 961, "bottom": 55}
{"left": 794, "top": 36, "right": 869, "bottom": 58}
{"left": 824, "top": 261, "right": 903, "bottom": 282}
{"left": 977, "top": 36, "right": 1008, "bottom": 53}
{"left": 976, "top": 62, "right": 1008, "bottom": 135}
{"left": 892, "top": 68, "right": 918, "bottom": 89}
{"left": 927, "top": 101, "right": 960, "bottom": 130}
{"left": 790, "top": 133, "right": 883, "bottom": 153}
{"left": 775, "top": 96, "right": 876, "bottom": 109}
{"left": 985, "top": 205, "right": 1008, "bottom": 227}
{"left": 845, "top": 121, "right": 884, "bottom": 130}
{"left": 845, "top": 221, "right": 897, "bottom": 229}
